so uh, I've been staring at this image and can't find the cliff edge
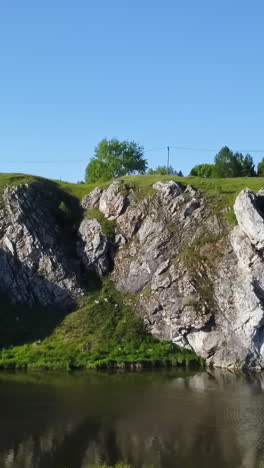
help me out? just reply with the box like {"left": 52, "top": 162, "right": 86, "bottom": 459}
{"left": 1, "top": 176, "right": 264, "bottom": 369}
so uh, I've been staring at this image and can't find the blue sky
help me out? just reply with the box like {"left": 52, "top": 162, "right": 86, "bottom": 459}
{"left": 1, "top": 0, "right": 264, "bottom": 181}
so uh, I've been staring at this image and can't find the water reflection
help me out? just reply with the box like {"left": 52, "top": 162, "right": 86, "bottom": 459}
{"left": 1, "top": 370, "right": 264, "bottom": 468}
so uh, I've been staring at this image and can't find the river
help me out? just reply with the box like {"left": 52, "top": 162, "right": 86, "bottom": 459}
{"left": 0, "top": 369, "right": 264, "bottom": 468}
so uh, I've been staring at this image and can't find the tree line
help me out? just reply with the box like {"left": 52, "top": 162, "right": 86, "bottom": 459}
{"left": 190, "top": 146, "right": 264, "bottom": 178}
{"left": 84, "top": 139, "right": 264, "bottom": 183}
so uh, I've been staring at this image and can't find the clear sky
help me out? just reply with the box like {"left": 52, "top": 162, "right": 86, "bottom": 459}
{"left": 1, "top": 0, "right": 264, "bottom": 182}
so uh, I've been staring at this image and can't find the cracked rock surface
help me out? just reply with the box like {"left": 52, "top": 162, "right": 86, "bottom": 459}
{"left": 3, "top": 179, "right": 264, "bottom": 369}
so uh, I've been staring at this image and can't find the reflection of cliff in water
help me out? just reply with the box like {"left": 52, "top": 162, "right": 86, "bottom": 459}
{"left": 1, "top": 370, "right": 264, "bottom": 468}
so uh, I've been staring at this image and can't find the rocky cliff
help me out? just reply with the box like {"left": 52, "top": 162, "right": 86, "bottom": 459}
{"left": 2, "top": 178, "right": 264, "bottom": 369}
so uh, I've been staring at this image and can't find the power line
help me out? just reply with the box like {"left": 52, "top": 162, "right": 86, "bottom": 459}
{"left": 144, "top": 146, "right": 166, "bottom": 153}
{"left": 147, "top": 145, "right": 264, "bottom": 153}
{"left": 1, "top": 145, "right": 264, "bottom": 166}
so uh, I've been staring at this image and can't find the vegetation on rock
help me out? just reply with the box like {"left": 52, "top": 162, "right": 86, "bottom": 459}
{"left": 85, "top": 208, "right": 116, "bottom": 240}
{"left": 1, "top": 172, "right": 264, "bottom": 369}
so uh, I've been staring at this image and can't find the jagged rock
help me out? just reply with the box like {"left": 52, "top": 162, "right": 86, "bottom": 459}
{"left": 183, "top": 198, "right": 200, "bottom": 218}
{"left": 78, "top": 218, "right": 110, "bottom": 275}
{"left": 99, "top": 181, "right": 128, "bottom": 219}
{"left": 81, "top": 187, "right": 103, "bottom": 209}
{"left": 110, "top": 180, "right": 264, "bottom": 369}
{"left": 0, "top": 184, "right": 83, "bottom": 307}
{"left": 184, "top": 185, "right": 199, "bottom": 198}
{"left": 234, "top": 188, "right": 264, "bottom": 250}
{"left": 153, "top": 180, "right": 182, "bottom": 197}
{"left": 116, "top": 206, "right": 145, "bottom": 240}
{"left": 4, "top": 178, "right": 264, "bottom": 369}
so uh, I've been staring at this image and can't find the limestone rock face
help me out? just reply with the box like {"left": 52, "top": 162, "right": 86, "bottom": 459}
{"left": 234, "top": 188, "right": 264, "bottom": 249}
{"left": 0, "top": 184, "right": 83, "bottom": 307}
{"left": 99, "top": 181, "right": 128, "bottom": 219}
{"left": 106, "top": 181, "right": 264, "bottom": 369}
{"left": 77, "top": 218, "right": 110, "bottom": 275}
{"left": 81, "top": 187, "right": 103, "bottom": 210}
{"left": 4, "top": 178, "right": 264, "bottom": 369}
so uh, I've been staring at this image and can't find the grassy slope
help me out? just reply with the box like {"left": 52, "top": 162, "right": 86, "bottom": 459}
{"left": 2, "top": 172, "right": 264, "bottom": 204}
{"left": 0, "top": 280, "right": 201, "bottom": 370}
{"left": 0, "top": 172, "right": 264, "bottom": 370}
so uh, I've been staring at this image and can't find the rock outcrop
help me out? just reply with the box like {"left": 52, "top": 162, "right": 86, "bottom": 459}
{"left": 3, "top": 178, "right": 264, "bottom": 369}
{"left": 0, "top": 184, "right": 83, "bottom": 307}
{"left": 77, "top": 218, "right": 110, "bottom": 275}
{"left": 79, "top": 181, "right": 264, "bottom": 369}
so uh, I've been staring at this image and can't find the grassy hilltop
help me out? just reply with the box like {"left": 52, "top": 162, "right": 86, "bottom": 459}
{"left": 1, "top": 171, "right": 264, "bottom": 204}
{"left": 0, "top": 172, "right": 263, "bottom": 370}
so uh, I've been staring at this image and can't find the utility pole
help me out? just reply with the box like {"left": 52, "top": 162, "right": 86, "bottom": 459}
{"left": 167, "top": 146, "right": 170, "bottom": 174}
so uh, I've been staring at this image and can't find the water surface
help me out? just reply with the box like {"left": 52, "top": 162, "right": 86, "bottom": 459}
{"left": 1, "top": 369, "right": 264, "bottom": 468}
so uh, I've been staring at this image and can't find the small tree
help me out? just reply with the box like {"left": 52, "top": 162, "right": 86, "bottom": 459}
{"left": 85, "top": 138, "right": 147, "bottom": 183}
{"left": 190, "top": 164, "right": 214, "bottom": 178}
{"left": 147, "top": 165, "right": 176, "bottom": 175}
{"left": 241, "top": 154, "right": 255, "bottom": 176}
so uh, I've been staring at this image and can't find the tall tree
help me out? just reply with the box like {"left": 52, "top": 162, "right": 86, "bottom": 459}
{"left": 214, "top": 147, "right": 255, "bottom": 178}
{"left": 85, "top": 138, "right": 147, "bottom": 183}
{"left": 241, "top": 154, "right": 255, "bottom": 176}
{"left": 257, "top": 158, "right": 264, "bottom": 176}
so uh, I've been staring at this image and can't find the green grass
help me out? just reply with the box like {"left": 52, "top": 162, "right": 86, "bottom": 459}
{"left": 0, "top": 280, "right": 203, "bottom": 370}
{"left": 1, "top": 172, "right": 264, "bottom": 371}
{"left": 56, "top": 174, "right": 264, "bottom": 218}
{"left": 2, "top": 172, "right": 264, "bottom": 210}
{"left": 85, "top": 208, "right": 116, "bottom": 240}
{"left": 0, "top": 173, "right": 44, "bottom": 191}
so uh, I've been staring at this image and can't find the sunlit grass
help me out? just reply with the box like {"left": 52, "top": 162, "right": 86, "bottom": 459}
{"left": 0, "top": 280, "right": 203, "bottom": 370}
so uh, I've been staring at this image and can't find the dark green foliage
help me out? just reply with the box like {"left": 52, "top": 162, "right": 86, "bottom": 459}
{"left": 148, "top": 165, "right": 175, "bottom": 175}
{"left": 0, "top": 297, "right": 66, "bottom": 348}
{"left": 214, "top": 146, "right": 255, "bottom": 178}
{"left": 85, "top": 139, "right": 147, "bottom": 183}
{"left": 190, "top": 164, "right": 215, "bottom": 178}
{"left": 148, "top": 166, "right": 183, "bottom": 176}
{"left": 257, "top": 158, "right": 264, "bottom": 176}
{"left": 241, "top": 154, "right": 256, "bottom": 177}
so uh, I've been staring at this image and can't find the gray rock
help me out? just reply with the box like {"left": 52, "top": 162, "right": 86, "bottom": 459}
{"left": 78, "top": 218, "right": 110, "bottom": 275}
{"left": 99, "top": 181, "right": 128, "bottom": 219}
{"left": 4, "top": 179, "right": 264, "bottom": 370}
{"left": 0, "top": 184, "right": 83, "bottom": 307}
{"left": 81, "top": 187, "right": 103, "bottom": 209}
{"left": 234, "top": 188, "right": 264, "bottom": 250}
{"left": 153, "top": 180, "right": 182, "bottom": 198}
{"left": 183, "top": 198, "right": 200, "bottom": 218}
{"left": 184, "top": 185, "right": 199, "bottom": 198}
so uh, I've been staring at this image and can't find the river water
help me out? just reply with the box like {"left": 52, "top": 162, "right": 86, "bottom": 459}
{"left": 1, "top": 369, "right": 264, "bottom": 468}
